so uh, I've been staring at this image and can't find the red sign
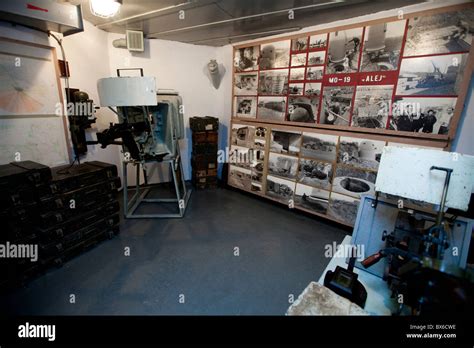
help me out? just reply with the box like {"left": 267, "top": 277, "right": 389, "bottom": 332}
{"left": 358, "top": 71, "right": 398, "bottom": 85}
{"left": 323, "top": 73, "right": 357, "bottom": 86}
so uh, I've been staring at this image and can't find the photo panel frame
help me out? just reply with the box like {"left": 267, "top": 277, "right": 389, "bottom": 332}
{"left": 259, "top": 40, "right": 291, "bottom": 69}
{"left": 332, "top": 166, "right": 377, "bottom": 198}
{"left": 396, "top": 53, "right": 467, "bottom": 96}
{"left": 287, "top": 96, "right": 319, "bottom": 123}
{"left": 327, "top": 192, "right": 360, "bottom": 225}
{"left": 294, "top": 183, "right": 330, "bottom": 214}
{"left": 234, "top": 72, "right": 258, "bottom": 95}
{"left": 326, "top": 27, "right": 363, "bottom": 74}
{"left": 228, "top": 165, "right": 252, "bottom": 190}
{"left": 234, "top": 45, "right": 259, "bottom": 72}
{"left": 234, "top": 96, "right": 258, "bottom": 118}
{"left": 351, "top": 85, "right": 393, "bottom": 129}
{"left": 390, "top": 97, "right": 457, "bottom": 134}
{"left": 291, "top": 53, "right": 307, "bottom": 67}
{"left": 257, "top": 96, "right": 287, "bottom": 121}
{"left": 404, "top": 9, "right": 474, "bottom": 56}
{"left": 360, "top": 20, "right": 406, "bottom": 72}
{"left": 266, "top": 175, "right": 296, "bottom": 203}
{"left": 309, "top": 33, "right": 328, "bottom": 50}
{"left": 300, "top": 132, "right": 338, "bottom": 162}
{"left": 298, "top": 159, "right": 333, "bottom": 190}
{"left": 258, "top": 70, "right": 289, "bottom": 95}
{"left": 231, "top": 124, "right": 256, "bottom": 147}
{"left": 268, "top": 152, "right": 299, "bottom": 180}
{"left": 320, "top": 86, "right": 354, "bottom": 126}
{"left": 291, "top": 36, "right": 309, "bottom": 52}
{"left": 270, "top": 130, "right": 302, "bottom": 155}
{"left": 337, "top": 136, "right": 385, "bottom": 171}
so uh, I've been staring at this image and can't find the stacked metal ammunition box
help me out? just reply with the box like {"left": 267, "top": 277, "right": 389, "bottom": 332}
{"left": 190, "top": 116, "right": 219, "bottom": 189}
{"left": 0, "top": 161, "right": 120, "bottom": 289}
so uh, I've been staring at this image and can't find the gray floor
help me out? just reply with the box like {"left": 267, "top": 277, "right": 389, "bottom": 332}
{"left": 0, "top": 187, "right": 348, "bottom": 315}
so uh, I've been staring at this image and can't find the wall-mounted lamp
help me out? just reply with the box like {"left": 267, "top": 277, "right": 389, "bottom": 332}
{"left": 90, "top": 0, "right": 122, "bottom": 18}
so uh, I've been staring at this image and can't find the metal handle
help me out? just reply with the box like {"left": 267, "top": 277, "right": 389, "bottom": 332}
{"left": 116, "top": 68, "right": 144, "bottom": 77}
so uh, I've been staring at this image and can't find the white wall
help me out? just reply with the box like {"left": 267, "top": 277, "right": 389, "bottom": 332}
{"left": 0, "top": 20, "right": 121, "bottom": 171}
{"left": 107, "top": 34, "right": 226, "bottom": 180}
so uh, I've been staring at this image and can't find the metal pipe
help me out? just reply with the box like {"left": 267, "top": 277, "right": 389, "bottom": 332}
{"left": 96, "top": 1, "right": 194, "bottom": 28}
{"left": 146, "top": 0, "right": 346, "bottom": 37}
{"left": 186, "top": 27, "right": 302, "bottom": 44}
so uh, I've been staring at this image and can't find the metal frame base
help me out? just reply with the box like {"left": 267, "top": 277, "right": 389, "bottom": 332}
{"left": 123, "top": 158, "right": 191, "bottom": 219}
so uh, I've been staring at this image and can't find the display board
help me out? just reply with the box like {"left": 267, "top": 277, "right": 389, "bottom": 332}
{"left": 232, "top": 4, "right": 474, "bottom": 142}
{"left": 229, "top": 4, "right": 474, "bottom": 226}
{"left": 229, "top": 121, "right": 444, "bottom": 226}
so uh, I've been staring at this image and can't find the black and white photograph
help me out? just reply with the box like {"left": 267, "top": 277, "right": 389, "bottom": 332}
{"left": 234, "top": 73, "right": 258, "bottom": 95}
{"left": 301, "top": 132, "right": 338, "bottom": 161}
{"left": 258, "top": 70, "right": 289, "bottom": 95}
{"left": 332, "top": 166, "right": 376, "bottom": 198}
{"left": 259, "top": 40, "right": 291, "bottom": 69}
{"left": 360, "top": 20, "right": 406, "bottom": 72}
{"left": 251, "top": 170, "right": 264, "bottom": 184}
{"left": 229, "top": 145, "right": 251, "bottom": 169}
{"left": 287, "top": 96, "right": 318, "bottom": 123}
{"left": 250, "top": 157, "right": 265, "bottom": 183}
{"left": 337, "top": 137, "right": 385, "bottom": 171}
{"left": 327, "top": 192, "right": 360, "bottom": 225}
{"left": 390, "top": 97, "right": 457, "bottom": 134}
{"left": 2, "top": 0, "right": 474, "bottom": 328}
{"left": 351, "top": 85, "right": 393, "bottom": 129}
{"left": 268, "top": 153, "right": 298, "bottom": 180}
{"left": 255, "top": 126, "right": 267, "bottom": 138}
{"left": 298, "top": 159, "right": 333, "bottom": 190}
{"left": 294, "top": 184, "right": 330, "bottom": 214}
{"left": 304, "top": 82, "right": 322, "bottom": 96}
{"left": 306, "top": 66, "right": 324, "bottom": 81}
{"left": 326, "top": 28, "right": 363, "bottom": 74}
{"left": 320, "top": 86, "right": 354, "bottom": 126}
{"left": 289, "top": 68, "right": 306, "bottom": 81}
{"left": 309, "top": 33, "right": 328, "bottom": 49}
{"left": 404, "top": 10, "right": 474, "bottom": 56}
{"left": 257, "top": 96, "right": 287, "bottom": 121}
{"left": 396, "top": 53, "right": 467, "bottom": 95}
{"left": 234, "top": 96, "right": 257, "bottom": 118}
{"left": 291, "top": 53, "right": 307, "bottom": 67}
{"left": 250, "top": 182, "right": 263, "bottom": 193}
{"left": 252, "top": 147, "right": 265, "bottom": 161}
{"left": 308, "top": 51, "right": 326, "bottom": 66}
{"left": 270, "top": 130, "right": 302, "bottom": 155}
{"left": 291, "top": 36, "right": 309, "bottom": 52}
{"left": 254, "top": 138, "right": 266, "bottom": 150}
{"left": 266, "top": 175, "right": 295, "bottom": 203}
{"left": 234, "top": 45, "right": 259, "bottom": 72}
{"left": 289, "top": 83, "right": 305, "bottom": 95}
{"left": 231, "top": 124, "right": 255, "bottom": 147}
{"left": 228, "top": 165, "right": 252, "bottom": 190}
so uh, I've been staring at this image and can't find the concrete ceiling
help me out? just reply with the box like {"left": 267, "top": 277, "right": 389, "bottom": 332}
{"left": 61, "top": 0, "right": 427, "bottom": 46}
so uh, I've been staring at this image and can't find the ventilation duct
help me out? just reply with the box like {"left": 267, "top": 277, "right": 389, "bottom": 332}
{"left": 112, "top": 30, "right": 144, "bottom": 52}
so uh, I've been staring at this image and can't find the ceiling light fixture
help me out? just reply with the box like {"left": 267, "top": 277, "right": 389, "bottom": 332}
{"left": 90, "top": 0, "right": 123, "bottom": 18}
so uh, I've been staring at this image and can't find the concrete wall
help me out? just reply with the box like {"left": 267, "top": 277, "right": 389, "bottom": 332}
{"left": 0, "top": 20, "right": 121, "bottom": 171}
